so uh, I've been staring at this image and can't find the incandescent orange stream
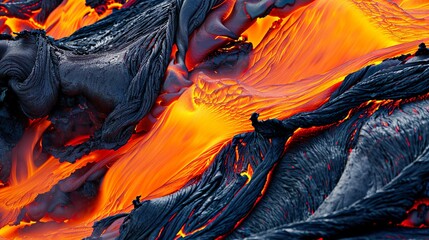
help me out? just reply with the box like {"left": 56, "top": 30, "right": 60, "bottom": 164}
{"left": 1, "top": 0, "right": 124, "bottom": 39}
{"left": 1, "top": 0, "right": 429, "bottom": 239}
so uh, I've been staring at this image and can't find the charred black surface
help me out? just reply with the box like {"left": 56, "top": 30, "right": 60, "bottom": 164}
{"left": 1, "top": 0, "right": 429, "bottom": 239}
{"left": 86, "top": 0, "right": 125, "bottom": 9}
{"left": 87, "top": 47, "right": 429, "bottom": 239}
{"left": 53, "top": 0, "right": 180, "bottom": 162}
{"left": 13, "top": 161, "right": 110, "bottom": 223}
{"left": 0, "top": 36, "right": 31, "bottom": 183}
{"left": 238, "top": 98, "right": 429, "bottom": 239}
{"left": 342, "top": 227, "right": 429, "bottom": 240}
{"left": 0, "top": 1, "right": 183, "bottom": 162}
{"left": 198, "top": 41, "right": 252, "bottom": 78}
{"left": 88, "top": 133, "right": 286, "bottom": 239}
{"left": 0, "top": 0, "right": 233, "bottom": 163}
{"left": 252, "top": 59, "right": 429, "bottom": 138}
{"left": 229, "top": 111, "right": 360, "bottom": 238}
{"left": 42, "top": 95, "right": 104, "bottom": 152}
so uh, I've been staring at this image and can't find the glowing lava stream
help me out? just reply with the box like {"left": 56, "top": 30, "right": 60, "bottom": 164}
{"left": 1, "top": 0, "right": 429, "bottom": 239}
{"left": 1, "top": 0, "right": 125, "bottom": 39}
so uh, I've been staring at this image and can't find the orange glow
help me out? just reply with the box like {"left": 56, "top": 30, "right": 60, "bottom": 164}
{"left": 175, "top": 224, "right": 207, "bottom": 239}
{"left": 9, "top": 119, "right": 50, "bottom": 185}
{"left": 240, "top": 164, "right": 254, "bottom": 184}
{"left": 1, "top": 0, "right": 125, "bottom": 39}
{"left": 242, "top": 16, "right": 280, "bottom": 47}
{"left": 400, "top": 198, "right": 429, "bottom": 228}
{"left": 1, "top": 0, "right": 429, "bottom": 239}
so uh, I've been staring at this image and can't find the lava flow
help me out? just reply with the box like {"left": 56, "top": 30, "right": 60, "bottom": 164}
{"left": 0, "top": 0, "right": 125, "bottom": 39}
{"left": 0, "top": 0, "right": 429, "bottom": 239}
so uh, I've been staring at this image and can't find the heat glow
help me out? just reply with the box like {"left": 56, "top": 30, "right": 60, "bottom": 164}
{"left": 1, "top": 0, "right": 124, "bottom": 39}
{"left": 1, "top": 0, "right": 429, "bottom": 238}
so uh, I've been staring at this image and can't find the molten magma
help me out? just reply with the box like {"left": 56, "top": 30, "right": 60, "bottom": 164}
{"left": 1, "top": 0, "right": 429, "bottom": 239}
{"left": 1, "top": 0, "right": 124, "bottom": 39}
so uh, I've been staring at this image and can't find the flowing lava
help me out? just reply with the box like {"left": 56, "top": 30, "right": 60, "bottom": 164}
{"left": 0, "top": 0, "right": 125, "bottom": 39}
{"left": 0, "top": 0, "right": 429, "bottom": 239}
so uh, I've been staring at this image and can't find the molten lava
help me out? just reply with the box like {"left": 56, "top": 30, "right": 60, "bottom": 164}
{"left": 1, "top": 0, "right": 125, "bottom": 39}
{"left": 1, "top": 0, "right": 429, "bottom": 239}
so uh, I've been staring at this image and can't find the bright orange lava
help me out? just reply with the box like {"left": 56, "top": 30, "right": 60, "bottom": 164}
{"left": 1, "top": 0, "right": 429, "bottom": 239}
{"left": 1, "top": 0, "right": 124, "bottom": 39}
